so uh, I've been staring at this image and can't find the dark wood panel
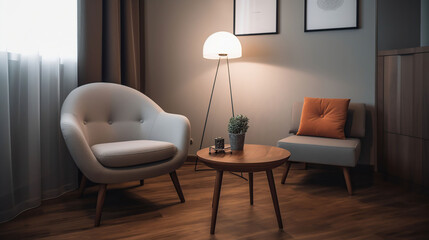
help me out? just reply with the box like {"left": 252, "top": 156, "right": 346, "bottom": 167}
{"left": 384, "top": 56, "right": 401, "bottom": 134}
{"left": 384, "top": 133, "right": 423, "bottom": 185}
{"left": 422, "top": 53, "right": 429, "bottom": 140}
{"left": 378, "top": 47, "right": 429, "bottom": 188}
{"left": 384, "top": 132, "right": 399, "bottom": 178}
{"left": 1, "top": 164, "right": 429, "bottom": 239}
{"left": 423, "top": 140, "right": 429, "bottom": 187}
{"left": 400, "top": 134, "right": 423, "bottom": 185}
{"left": 378, "top": 46, "right": 429, "bottom": 56}
{"left": 377, "top": 56, "right": 385, "bottom": 172}
{"left": 411, "top": 53, "right": 423, "bottom": 138}
{"left": 399, "top": 55, "right": 418, "bottom": 137}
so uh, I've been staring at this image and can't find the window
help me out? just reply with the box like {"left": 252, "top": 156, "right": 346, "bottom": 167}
{"left": 0, "top": 0, "right": 77, "bottom": 59}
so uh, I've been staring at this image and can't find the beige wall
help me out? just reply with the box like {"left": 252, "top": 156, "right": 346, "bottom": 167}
{"left": 144, "top": 0, "right": 376, "bottom": 164}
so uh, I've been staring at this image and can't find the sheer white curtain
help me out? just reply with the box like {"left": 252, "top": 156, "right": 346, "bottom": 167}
{"left": 0, "top": 0, "right": 78, "bottom": 222}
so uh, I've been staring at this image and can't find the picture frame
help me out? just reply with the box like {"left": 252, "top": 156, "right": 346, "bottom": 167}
{"left": 305, "top": 0, "right": 359, "bottom": 32}
{"left": 234, "top": 0, "right": 278, "bottom": 36}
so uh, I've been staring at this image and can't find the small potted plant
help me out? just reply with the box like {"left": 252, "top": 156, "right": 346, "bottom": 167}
{"left": 228, "top": 114, "right": 249, "bottom": 150}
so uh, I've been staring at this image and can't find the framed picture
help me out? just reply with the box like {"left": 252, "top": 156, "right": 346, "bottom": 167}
{"left": 305, "top": 0, "right": 358, "bottom": 32}
{"left": 234, "top": 0, "right": 278, "bottom": 36}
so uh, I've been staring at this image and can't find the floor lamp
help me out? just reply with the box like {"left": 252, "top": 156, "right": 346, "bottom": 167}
{"left": 194, "top": 31, "right": 242, "bottom": 172}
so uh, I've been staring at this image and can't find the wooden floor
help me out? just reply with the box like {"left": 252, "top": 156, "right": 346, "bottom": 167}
{"left": 1, "top": 163, "right": 429, "bottom": 240}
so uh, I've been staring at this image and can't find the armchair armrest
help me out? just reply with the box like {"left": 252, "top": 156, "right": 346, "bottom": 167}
{"left": 149, "top": 112, "right": 191, "bottom": 164}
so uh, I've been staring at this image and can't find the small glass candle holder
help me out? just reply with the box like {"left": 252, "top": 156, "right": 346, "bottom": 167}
{"left": 214, "top": 137, "right": 224, "bottom": 149}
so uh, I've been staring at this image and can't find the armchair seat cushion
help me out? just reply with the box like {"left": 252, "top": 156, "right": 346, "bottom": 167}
{"left": 92, "top": 140, "right": 177, "bottom": 168}
{"left": 277, "top": 135, "right": 360, "bottom": 167}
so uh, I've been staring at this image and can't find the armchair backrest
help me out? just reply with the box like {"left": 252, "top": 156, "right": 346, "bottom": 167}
{"left": 289, "top": 101, "right": 366, "bottom": 138}
{"left": 61, "top": 82, "right": 162, "bottom": 146}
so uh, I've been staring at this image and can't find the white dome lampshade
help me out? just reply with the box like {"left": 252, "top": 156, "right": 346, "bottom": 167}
{"left": 203, "top": 31, "right": 242, "bottom": 59}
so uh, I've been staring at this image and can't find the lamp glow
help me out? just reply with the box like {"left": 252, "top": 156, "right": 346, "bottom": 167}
{"left": 203, "top": 31, "right": 242, "bottom": 59}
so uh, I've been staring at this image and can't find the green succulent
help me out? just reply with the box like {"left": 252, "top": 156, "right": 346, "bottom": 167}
{"left": 228, "top": 114, "right": 249, "bottom": 134}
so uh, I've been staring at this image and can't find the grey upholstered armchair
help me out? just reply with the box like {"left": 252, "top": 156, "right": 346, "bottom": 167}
{"left": 60, "top": 82, "right": 190, "bottom": 226}
{"left": 277, "top": 102, "right": 365, "bottom": 195}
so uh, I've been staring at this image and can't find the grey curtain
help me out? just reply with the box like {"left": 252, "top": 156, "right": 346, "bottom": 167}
{"left": 0, "top": 0, "right": 145, "bottom": 223}
{"left": 78, "top": 0, "right": 145, "bottom": 91}
{"left": 0, "top": 53, "right": 78, "bottom": 223}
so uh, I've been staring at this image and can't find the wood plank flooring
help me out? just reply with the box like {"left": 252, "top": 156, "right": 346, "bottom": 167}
{"left": 1, "top": 163, "right": 429, "bottom": 240}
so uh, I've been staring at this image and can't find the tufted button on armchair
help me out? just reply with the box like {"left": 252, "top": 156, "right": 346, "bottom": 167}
{"left": 60, "top": 82, "right": 190, "bottom": 226}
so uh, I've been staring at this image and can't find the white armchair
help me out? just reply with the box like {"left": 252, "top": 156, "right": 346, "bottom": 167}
{"left": 60, "top": 82, "right": 190, "bottom": 226}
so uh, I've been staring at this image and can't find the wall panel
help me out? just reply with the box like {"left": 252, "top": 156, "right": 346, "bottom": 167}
{"left": 378, "top": 47, "right": 429, "bottom": 187}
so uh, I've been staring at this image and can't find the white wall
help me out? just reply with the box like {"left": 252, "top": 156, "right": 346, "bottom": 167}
{"left": 144, "top": 0, "right": 376, "bottom": 164}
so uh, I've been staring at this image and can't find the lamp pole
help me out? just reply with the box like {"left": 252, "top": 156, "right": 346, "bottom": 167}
{"left": 226, "top": 56, "right": 235, "bottom": 118}
{"left": 198, "top": 57, "right": 221, "bottom": 153}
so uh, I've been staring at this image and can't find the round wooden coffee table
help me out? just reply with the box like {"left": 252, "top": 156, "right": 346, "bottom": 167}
{"left": 196, "top": 144, "right": 291, "bottom": 234}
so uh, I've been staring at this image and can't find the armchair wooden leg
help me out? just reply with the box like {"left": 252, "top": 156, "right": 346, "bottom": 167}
{"left": 281, "top": 161, "right": 291, "bottom": 184}
{"left": 79, "top": 175, "right": 87, "bottom": 197}
{"left": 342, "top": 167, "right": 353, "bottom": 195}
{"left": 170, "top": 171, "right": 185, "bottom": 203}
{"left": 140, "top": 180, "right": 144, "bottom": 186}
{"left": 94, "top": 184, "right": 107, "bottom": 227}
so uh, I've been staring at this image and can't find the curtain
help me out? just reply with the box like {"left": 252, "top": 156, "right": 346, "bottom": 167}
{"left": 0, "top": 55, "right": 78, "bottom": 223}
{"left": 78, "top": 0, "right": 145, "bottom": 91}
{"left": 0, "top": 0, "right": 78, "bottom": 222}
{"left": 0, "top": 0, "right": 145, "bottom": 222}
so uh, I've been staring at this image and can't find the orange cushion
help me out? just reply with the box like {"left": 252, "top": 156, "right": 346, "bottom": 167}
{"left": 297, "top": 97, "right": 350, "bottom": 139}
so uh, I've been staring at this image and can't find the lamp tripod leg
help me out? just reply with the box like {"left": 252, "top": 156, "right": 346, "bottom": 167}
{"left": 195, "top": 57, "right": 221, "bottom": 171}
{"left": 227, "top": 57, "right": 245, "bottom": 179}
{"left": 226, "top": 57, "right": 235, "bottom": 117}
